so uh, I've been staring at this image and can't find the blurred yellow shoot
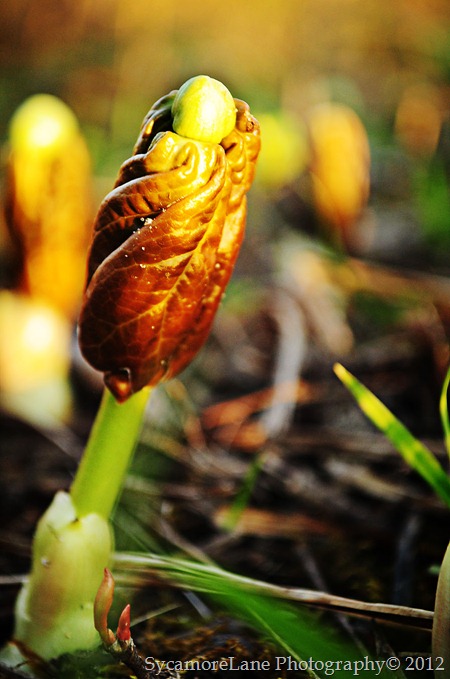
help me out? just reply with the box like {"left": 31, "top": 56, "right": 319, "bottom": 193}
{"left": 307, "top": 103, "right": 370, "bottom": 249}
{"left": 256, "top": 111, "right": 308, "bottom": 189}
{"left": 6, "top": 94, "right": 92, "bottom": 320}
{"left": 395, "top": 83, "right": 443, "bottom": 159}
{"left": 1, "top": 95, "right": 92, "bottom": 424}
{"left": 0, "top": 291, "right": 72, "bottom": 426}
{"left": 9, "top": 95, "right": 79, "bottom": 154}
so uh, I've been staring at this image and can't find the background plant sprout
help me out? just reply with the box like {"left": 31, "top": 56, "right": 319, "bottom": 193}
{"left": 334, "top": 362, "right": 450, "bottom": 670}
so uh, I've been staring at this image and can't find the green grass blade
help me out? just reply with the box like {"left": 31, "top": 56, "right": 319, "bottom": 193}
{"left": 213, "top": 589, "right": 358, "bottom": 676}
{"left": 114, "top": 553, "right": 367, "bottom": 676}
{"left": 334, "top": 363, "right": 450, "bottom": 509}
{"left": 440, "top": 366, "right": 450, "bottom": 460}
{"left": 221, "top": 452, "right": 266, "bottom": 532}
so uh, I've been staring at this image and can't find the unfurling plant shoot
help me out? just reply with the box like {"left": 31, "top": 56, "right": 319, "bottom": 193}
{"left": 2, "top": 75, "right": 260, "bottom": 670}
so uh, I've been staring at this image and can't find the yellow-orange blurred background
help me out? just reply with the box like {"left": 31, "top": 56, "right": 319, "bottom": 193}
{"left": 1, "top": 4, "right": 450, "bottom": 652}
{"left": 1, "top": 0, "right": 448, "bottom": 179}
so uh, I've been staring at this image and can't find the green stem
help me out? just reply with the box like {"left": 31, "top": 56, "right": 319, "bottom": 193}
{"left": 70, "top": 386, "right": 151, "bottom": 519}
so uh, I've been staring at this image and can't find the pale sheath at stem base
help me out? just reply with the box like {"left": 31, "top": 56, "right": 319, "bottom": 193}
{"left": 1, "top": 387, "right": 150, "bottom": 667}
{"left": 2, "top": 491, "right": 112, "bottom": 663}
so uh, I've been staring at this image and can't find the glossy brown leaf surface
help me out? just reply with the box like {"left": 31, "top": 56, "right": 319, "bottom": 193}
{"left": 78, "top": 97, "right": 260, "bottom": 401}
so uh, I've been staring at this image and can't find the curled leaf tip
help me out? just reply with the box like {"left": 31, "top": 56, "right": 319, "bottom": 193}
{"left": 105, "top": 368, "right": 133, "bottom": 403}
{"left": 78, "top": 81, "right": 260, "bottom": 402}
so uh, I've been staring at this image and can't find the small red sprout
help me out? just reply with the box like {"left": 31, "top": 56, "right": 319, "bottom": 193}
{"left": 93, "top": 567, "right": 116, "bottom": 647}
{"left": 117, "top": 603, "right": 131, "bottom": 642}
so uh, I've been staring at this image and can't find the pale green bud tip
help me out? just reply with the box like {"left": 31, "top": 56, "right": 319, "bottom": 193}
{"left": 172, "top": 75, "right": 236, "bottom": 143}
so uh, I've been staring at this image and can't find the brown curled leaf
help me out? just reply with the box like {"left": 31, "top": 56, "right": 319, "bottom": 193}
{"left": 78, "top": 95, "right": 260, "bottom": 402}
